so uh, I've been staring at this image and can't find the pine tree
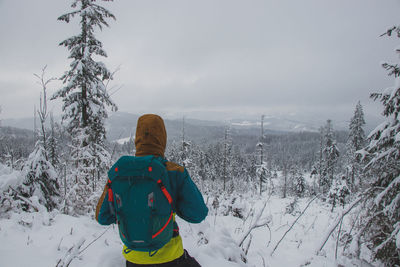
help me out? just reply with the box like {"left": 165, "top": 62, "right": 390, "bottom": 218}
{"left": 356, "top": 26, "right": 400, "bottom": 266}
{"left": 319, "top": 119, "right": 340, "bottom": 194}
{"left": 52, "top": 0, "right": 117, "bottom": 214}
{"left": 345, "top": 101, "right": 366, "bottom": 190}
{"left": 293, "top": 168, "right": 306, "bottom": 198}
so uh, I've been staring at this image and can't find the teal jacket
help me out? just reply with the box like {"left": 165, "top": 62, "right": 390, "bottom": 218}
{"left": 96, "top": 158, "right": 208, "bottom": 227}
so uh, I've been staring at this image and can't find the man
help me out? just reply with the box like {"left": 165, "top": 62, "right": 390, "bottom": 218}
{"left": 96, "top": 114, "right": 208, "bottom": 266}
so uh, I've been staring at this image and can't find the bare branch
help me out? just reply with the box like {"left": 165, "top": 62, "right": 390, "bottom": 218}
{"left": 335, "top": 217, "right": 343, "bottom": 260}
{"left": 79, "top": 226, "right": 111, "bottom": 254}
{"left": 315, "top": 195, "right": 363, "bottom": 254}
{"left": 271, "top": 195, "right": 319, "bottom": 256}
{"left": 55, "top": 238, "right": 85, "bottom": 267}
{"left": 238, "top": 201, "right": 270, "bottom": 247}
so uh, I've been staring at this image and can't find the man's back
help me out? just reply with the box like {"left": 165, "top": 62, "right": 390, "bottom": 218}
{"left": 95, "top": 114, "right": 208, "bottom": 266}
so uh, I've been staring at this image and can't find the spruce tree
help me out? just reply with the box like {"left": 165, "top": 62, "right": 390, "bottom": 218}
{"left": 345, "top": 101, "right": 366, "bottom": 190}
{"left": 348, "top": 101, "right": 366, "bottom": 151}
{"left": 52, "top": 0, "right": 117, "bottom": 215}
{"left": 319, "top": 119, "right": 339, "bottom": 194}
{"left": 356, "top": 26, "right": 400, "bottom": 266}
{"left": 293, "top": 168, "right": 306, "bottom": 198}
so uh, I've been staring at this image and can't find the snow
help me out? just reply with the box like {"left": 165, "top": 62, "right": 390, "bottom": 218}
{"left": 0, "top": 163, "right": 23, "bottom": 191}
{"left": 374, "top": 175, "right": 400, "bottom": 207}
{"left": 115, "top": 137, "right": 134, "bottom": 145}
{"left": 395, "top": 131, "right": 400, "bottom": 143}
{"left": 0, "top": 162, "right": 380, "bottom": 266}
{"left": 0, "top": 191, "right": 366, "bottom": 267}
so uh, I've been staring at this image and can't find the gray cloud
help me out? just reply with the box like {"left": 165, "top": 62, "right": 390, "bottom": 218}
{"left": 0, "top": 0, "right": 399, "bottom": 125}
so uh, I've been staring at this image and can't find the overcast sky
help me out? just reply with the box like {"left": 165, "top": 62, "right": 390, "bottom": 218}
{"left": 0, "top": 0, "right": 399, "bottom": 124}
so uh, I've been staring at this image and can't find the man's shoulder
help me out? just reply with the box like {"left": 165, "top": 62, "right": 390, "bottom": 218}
{"left": 165, "top": 161, "right": 185, "bottom": 173}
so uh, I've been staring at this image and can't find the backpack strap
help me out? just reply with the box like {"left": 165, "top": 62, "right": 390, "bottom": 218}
{"left": 107, "top": 179, "right": 113, "bottom": 202}
{"left": 157, "top": 179, "right": 172, "bottom": 204}
{"left": 151, "top": 179, "right": 173, "bottom": 239}
{"left": 106, "top": 179, "right": 117, "bottom": 220}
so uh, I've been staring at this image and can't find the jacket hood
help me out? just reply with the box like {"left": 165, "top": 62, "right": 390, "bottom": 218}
{"left": 135, "top": 114, "right": 167, "bottom": 157}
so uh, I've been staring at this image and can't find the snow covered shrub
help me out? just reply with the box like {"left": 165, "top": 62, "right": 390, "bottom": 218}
{"left": 19, "top": 143, "right": 60, "bottom": 212}
{"left": 194, "top": 221, "right": 247, "bottom": 265}
{"left": 0, "top": 162, "right": 38, "bottom": 215}
{"left": 217, "top": 194, "right": 247, "bottom": 219}
{"left": 212, "top": 195, "right": 220, "bottom": 210}
{"left": 328, "top": 176, "right": 349, "bottom": 211}
{"left": 231, "top": 197, "right": 244, "bottom": 219}
{"left": 285, "top": 197, "right": 300, "bottom": 216}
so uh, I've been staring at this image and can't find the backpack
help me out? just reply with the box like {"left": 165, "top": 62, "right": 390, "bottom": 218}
{"left": 106, "top": 155, "right": 174, "bottom": 252}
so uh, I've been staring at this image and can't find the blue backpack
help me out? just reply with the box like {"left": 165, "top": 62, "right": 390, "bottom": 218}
{"left": 106, "top": 155, "right": 174, "bottom": 252}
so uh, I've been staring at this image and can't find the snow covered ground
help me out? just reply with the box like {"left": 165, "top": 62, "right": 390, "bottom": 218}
{"left": 0, "top": 164, "right": 373, "bottom": 266}
{"left": 0, "top": 198, "right": 369, "bottom": 267}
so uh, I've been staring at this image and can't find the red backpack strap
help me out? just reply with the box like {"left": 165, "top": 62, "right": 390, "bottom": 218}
{"left": 157, "top": 179, "right": 173, "bottom": 204}
{"left": 107, "top": 179, "right": 114, "bottom": 202}
{"left": 151, "top": 179, "right": 173, "bottom": 239}
{"left": 106, "top": 179, "right": 116, "bottom": 219}
{"left": 152, "top": 211, "right": 173, "bottom": 239}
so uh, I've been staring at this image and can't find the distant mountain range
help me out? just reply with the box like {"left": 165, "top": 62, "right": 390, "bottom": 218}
{"left": 2, "top": 111, "right": 381, "bottom": 142}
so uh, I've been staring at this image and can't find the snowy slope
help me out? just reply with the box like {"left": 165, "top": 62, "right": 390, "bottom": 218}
{"left": 0, "top": 164, "right": 374, "bottom": 267}
{"left": 0, "top": 197, "right": 371, "bottom": 267}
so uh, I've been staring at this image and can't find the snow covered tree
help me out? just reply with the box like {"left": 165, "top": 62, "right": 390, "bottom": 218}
{"left": 52, "top": 0, "right": 117, "bottom": 214}
{"left": 355, "top": 26, "right": 400, "bottom": 266}
{"left": 47, "top": 113, "right": 61, "bottom": 169}
{"left": 20, "top": 143, "right": 60, "bottom": 211}
{"left": 348, "top": 101, "right": 366, "bottom": 152}
{"left": 65, "top": 128, "right": 97, "bottom": 214}
{"left": 256, "top": 161, "right": 272, "bottom": 195}
{"left": 180, "top": 117, "right": 188, "bottom": 167}
{"left": 220, "top": 126, "right": 234, "bottom": 192}
{"left": 293, "top": 168, "right": 306, "bottom": 198}
{"left": 279, "top": 144, "right": 292, "bottom": 198}
{"left": 310, "top": 127, "right": 324, "bottom": 195}
{"left": 54, "top": 0, "right": 117, "bottom": 133}
{"left": 319, "top": 119, "right": 340, "bottom": 194}
{"left": 345, "top": 101, "right": 366, "bottom": 190}
{"left": 19, "top": 67, "right": 60, "bottom": 211}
